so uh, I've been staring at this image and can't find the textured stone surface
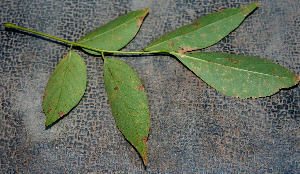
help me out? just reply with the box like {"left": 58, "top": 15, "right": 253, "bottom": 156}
{"left": 1, "top": 0, "right": 300, "bottom": 173}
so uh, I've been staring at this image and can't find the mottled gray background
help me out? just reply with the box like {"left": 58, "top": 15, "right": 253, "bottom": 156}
{"left": 1, "top": 0, "right": 300, "bottom": 173}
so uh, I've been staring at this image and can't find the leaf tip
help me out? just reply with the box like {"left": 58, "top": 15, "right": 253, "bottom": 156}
{"left": 136, "top": 8, "right": 149, "bottom": 28}
{"left": 142, "top": 156, "right": 147, "bottom": 166}
{"left": 143, "top": 8, "right": 149, "bottom": 13}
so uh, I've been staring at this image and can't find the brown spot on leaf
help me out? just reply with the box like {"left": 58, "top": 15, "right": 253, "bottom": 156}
{"left": 222, "top": 87, "right": 226, "bottom": 91}
{"left": 227, "top": 57, "right": 234, "bottom": 62}
{"left": 43, "top": 90, "right": 48, "bottom": 102}
{"left": 118, "top": 37, "right": 122, "bottom": 40}
{"left": 142, "top": 136, "right": 147, "bottom": 144}
{"left": 114, "top": 86, "right": 118, "bottom": 92}
{"left": 47, "top": 108, "right": 52, "bottom": 114}
{"left": 176, "top": 46, "right": 197, "bottom": 54}
{"left": 170, "top": 41, "right": 174, "bottom": 46}
{"left": 58, "top": 111, "right": 65, "bottom": 117}
{"left": 136, "top": 85, "right": 144, "bottom": 91}
{"left": 296, "top": 74, "right": 300, "bottom": 83}
{"left": 193, "top": 22, "right": 201, "bottom": 26}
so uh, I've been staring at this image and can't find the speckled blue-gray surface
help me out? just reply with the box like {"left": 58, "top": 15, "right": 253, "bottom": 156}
{"left": 1, "top": 0, "right": 300, "bottom": 173}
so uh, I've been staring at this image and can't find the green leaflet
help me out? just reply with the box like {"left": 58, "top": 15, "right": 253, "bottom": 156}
{"left": 77, "top": 8, "right": 149, "bottom": 54}
{"left": 171, "top": 52, "right": 300, "bottom": 99}
{"left": 103, "top": 58, "right": 150, "bottom": 166}
{"left": 43, "top": 50, "right": 87, "bottom": 126}
{"left": 143, "top": 3, "right": 258, "bottom": 52}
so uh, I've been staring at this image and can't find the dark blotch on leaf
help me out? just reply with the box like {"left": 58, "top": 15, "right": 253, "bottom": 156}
{"left": 227, "top": 57, "right": 234, "bottom": 62}
{"left": 114, "top": 86, "right": 118, "bottom": 92}
{"left": 47, "top": 108, "right": 52, "bottom": 114}
{"left": 142, "top": 136, "right": 147, "bottom": 144}
{"left": 193, "top": 22, "right": 201, "bottom": 26}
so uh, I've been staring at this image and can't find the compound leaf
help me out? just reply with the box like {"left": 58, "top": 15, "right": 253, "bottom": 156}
{"left": 143, "top": 3, "right": 258, "bottom": 52}
{"left": 172, "top": 52, "right": 300, "bottom": 99}
{"left": 103, "top": 58, "right": 150, "bottom": 166}
{"left": 77, "top": 8, "right": 149, "bottom": 54}
{"left": 43, "top": 50, "right": 87, "bottom": 126}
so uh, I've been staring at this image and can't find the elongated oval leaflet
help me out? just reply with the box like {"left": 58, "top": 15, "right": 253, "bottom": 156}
{"left": 77, "top": 8, "right": 149, "bottom": 55}
{"left": 143, "top": 3, "right": 258, "bottom": 52}
{"left": 171, "top": 52, "right": 300, "bottom": 99}
{"left": 103, "top": 58, "right": 150, "bottom": 166}
{"left": 43, "top": 50, "right": 87, "bottom": 126}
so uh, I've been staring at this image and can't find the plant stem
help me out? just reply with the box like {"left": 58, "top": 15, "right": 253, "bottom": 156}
{"left": 5, "top": 23, "right": 163, "bottom": 55}
{"left": 101, "top": 50, "right": 106, "bottom": 62}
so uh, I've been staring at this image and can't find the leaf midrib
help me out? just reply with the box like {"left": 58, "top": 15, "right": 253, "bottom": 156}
{"left": 175, "top": 53, "right": 294, "bottom": 79}
{"left": 146, "top": 9, "right": 246, "bottom": 50}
